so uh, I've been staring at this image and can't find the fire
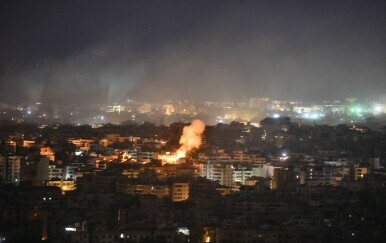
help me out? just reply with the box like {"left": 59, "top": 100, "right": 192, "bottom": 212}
{"left": 177, "top": 119, "right": 205, "bottom": 158}
{"left": 176, "top": 150, "right": 186, "bottom": 160}
{"left": 159, "top": 153, "right": 180, "bottom": 164}
{"left": 159, "top": 120, "right": 205, "bottom": 164}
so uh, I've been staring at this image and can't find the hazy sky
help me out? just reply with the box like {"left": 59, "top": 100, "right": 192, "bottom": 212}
{"left": 0, "top": 0, "right": 385, "bottom": 104}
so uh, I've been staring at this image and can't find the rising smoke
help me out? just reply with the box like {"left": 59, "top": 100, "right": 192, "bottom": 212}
{"left": 177, "top": 119, "right": 205, "bottom": 158}
{"left": 0, "top": 1, "right": 385, "bottom": 104}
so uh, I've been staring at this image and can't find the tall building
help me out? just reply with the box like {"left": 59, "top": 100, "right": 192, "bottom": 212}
{"left": 0, "top": 155, "right": 21, "bottom": 185}
{"left": 171, "top": 183, "right": 189, "bottom": 202}
{"left": 271, "top": 167, "right": 294, "bottom": 189}
{"left": 46, "top": 179, "right": 75, "bottom": 194}
{"left": 350, "top": 166, "right": 368, "bottom": 180}
{"left": 48, "top": 164, "right": 64, "bottom": 180}
{"left": 64, "top": 163, "right": 83, "bottom": 180}
{"left": 299, "top": 166, "right": 332, "bottom": 186}
{"left": 203, "top": 162, "right": 233, "bottom": 187}
{"left": 36, "top": 157, "right": 50, "bottom": 185}
{"left": 232, "top": 165, "right": 254, "bottom": 185}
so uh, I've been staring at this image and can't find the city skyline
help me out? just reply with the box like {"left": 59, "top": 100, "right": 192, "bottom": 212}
{"left": 1, "top": 2, "right": 386, "bottom": 242}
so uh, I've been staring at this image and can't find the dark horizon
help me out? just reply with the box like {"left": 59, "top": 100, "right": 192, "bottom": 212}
{"left": 0, "top": 0, "right": 385, "bottom": 105}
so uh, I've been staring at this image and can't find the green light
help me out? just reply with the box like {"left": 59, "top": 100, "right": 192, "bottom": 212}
{"left": 348, "top": 104, "right": 365, "bottom": 116}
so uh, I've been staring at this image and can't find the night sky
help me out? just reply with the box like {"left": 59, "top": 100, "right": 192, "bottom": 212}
{"left": 0, "top": 0, "right": 385, "bottom": 105}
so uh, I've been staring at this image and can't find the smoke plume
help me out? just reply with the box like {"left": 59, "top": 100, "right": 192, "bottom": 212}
{"left": 177, "top": 119, "right": 205, "bottom": 158}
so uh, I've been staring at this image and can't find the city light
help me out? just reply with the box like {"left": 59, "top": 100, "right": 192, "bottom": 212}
{"left": 310, "top": 113, "right": 318, "bottom": 119}
{"left": 373, "top": 104, "right": 383, "bottom": 114}
{"left": 348, "top": 104, "right": 368, "bottom": 116}
{"left": 1, "top": 0, "right": 385, "bottom": 241}
{"left": 177, "top": 227, "right": 190, "bottom": 236}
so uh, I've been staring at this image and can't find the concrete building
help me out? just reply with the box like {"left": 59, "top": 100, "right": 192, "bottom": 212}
{"left": 232, "top": 165, "right": 254, "bottom": 185}
{"left": 203, "top": 162, "right": 233, "bottom": 187}
{"left": 117, "top": 183, "right": 170, "bottom": 198}
{"left": 171, "top": 182, "right": 189, "bottom": 202}
{"left": 46, "top": 179, "right": 75, "bottom": 194}
{"left": 40, "top": 147, "right": 55, "bottom": 161}
{"left": 351, "top": 166, "right": 368, "bottom": 180}
{"left": 64, "top": 163, "right": 83, "bottom": 180}
{"left": 105, "top": 105, "right": 125, "bottom": 113}
{"left": 271, "top": 168, "right": 295, "bottom": 189}
{"left": 299, "top": 166, "right": 332, "bottom": 186}
{"left": 0, "top": 155, "right": 21, "bottom": 184}
{"left": 129, "top": 150, "right": 158, "bottom": 162}
{"left": 48, "top": 164, "right": 64, "bottom": 180}
{"left": 68, "top": 139, "right": 94, "bottom": 151}
{"left": 36, "top": 157, "right": 50, "bottom": 186}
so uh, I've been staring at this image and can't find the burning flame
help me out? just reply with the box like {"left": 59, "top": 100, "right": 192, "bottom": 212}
{"left": 176, "top": 119, "right": 205, "bottom": 159}
{"left": 176, "top": 150, "right": 186, "bottom": 159}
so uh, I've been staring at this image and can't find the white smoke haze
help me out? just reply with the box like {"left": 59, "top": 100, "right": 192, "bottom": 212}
{"left": 0, "top": 1, "right": 385, "bottom": 104}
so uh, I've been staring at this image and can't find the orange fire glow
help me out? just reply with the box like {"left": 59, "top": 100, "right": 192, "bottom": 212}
{"left": 177, "top": 119, "right": 205, "bottom": 158}
{"left": 176, "top": 150, "right": 186, "bottom": 160}
{"left": 159, "top": 120, "right": 205, "bottom": 164}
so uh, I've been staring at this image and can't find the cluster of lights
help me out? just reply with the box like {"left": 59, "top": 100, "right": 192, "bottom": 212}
{"left": 349, "top": 105, "right": 364, "bottom": 116}
{"left": 280, "top": 152, "right": 289, "bottom": 160}
{"left": 119, "top": 233, "right": 131, "bottom": 239}
{"left": 177, "top": 227, "right": 190, "bottom": 236}
{"left": 348, "top": 104, "right": 385, "bottom": 116}
{"left": 372, "top": 104, "right": 384, "bottom": 114}
{"left": 302, "top": 113, "right": 323, "bottom": 119}
{"left": 65, "top": 227, "right": 76, "bottom": 232}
